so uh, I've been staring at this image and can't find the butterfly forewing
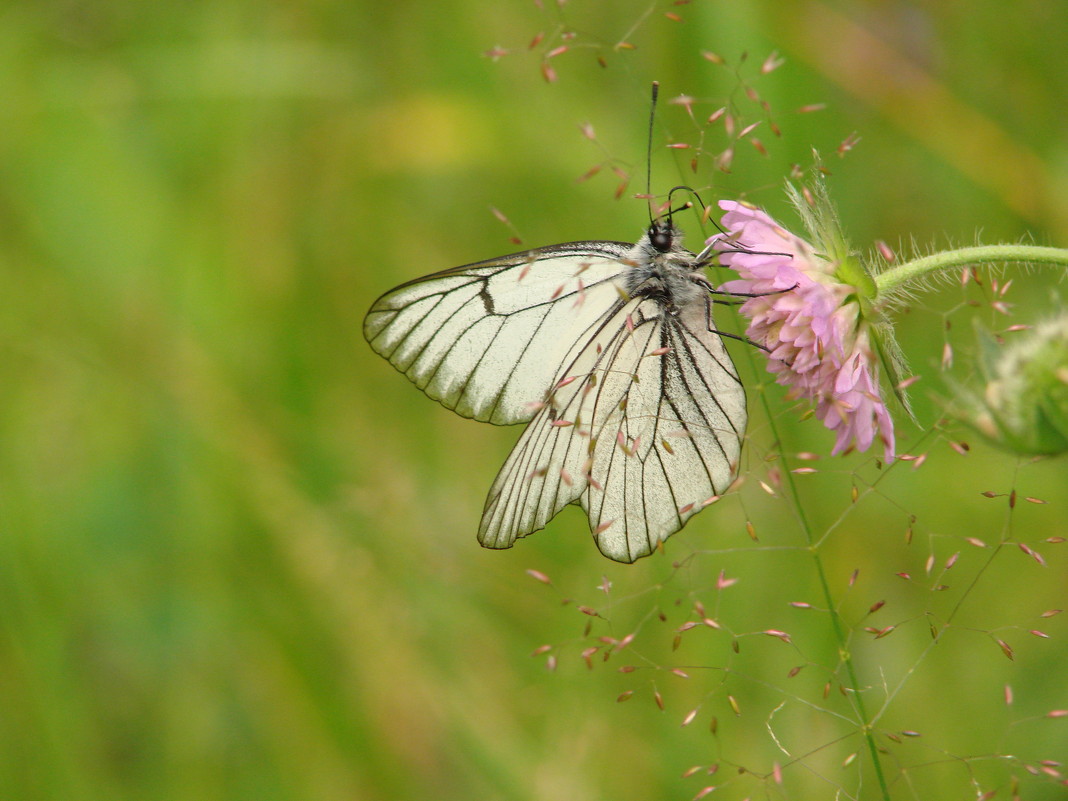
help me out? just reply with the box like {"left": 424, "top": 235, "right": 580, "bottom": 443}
{"left": 364, "top": 243, "right": 630, "bottom": 425}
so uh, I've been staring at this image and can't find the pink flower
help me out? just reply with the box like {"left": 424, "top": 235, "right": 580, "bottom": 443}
{"left": 710, "top": 199, "right": 896, "bottom": 461}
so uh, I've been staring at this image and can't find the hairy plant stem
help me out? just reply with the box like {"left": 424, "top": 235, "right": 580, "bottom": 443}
{"left": 875, "top": 244, "right": 1068, "bottom": 296}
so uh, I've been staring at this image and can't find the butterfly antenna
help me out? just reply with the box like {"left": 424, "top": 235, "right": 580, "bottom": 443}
{"left": 667, "top": 185, "right": 706, "bottom": 219}
{"left": 646, "top": 81, "right": 659, "bottom": 225}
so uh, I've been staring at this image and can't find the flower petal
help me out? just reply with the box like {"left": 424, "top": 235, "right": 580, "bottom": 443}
{"left": 711, "top": 199, "right": 895, "bottom": 460}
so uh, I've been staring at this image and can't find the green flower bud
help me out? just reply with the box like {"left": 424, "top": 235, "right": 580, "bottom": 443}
{"left": 958, "top": 315, "right": 1068, "bottom": 455}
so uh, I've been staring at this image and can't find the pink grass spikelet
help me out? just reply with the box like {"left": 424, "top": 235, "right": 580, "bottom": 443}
{"left": 1018, "top": 542, "right": 1047, "bottom": 566}
{"left": 525, "top": 568, "right": 552, "bottom": 584}
{"left": 580, "top": 646, "right": 598, "bottom": 669}
{"left": 997, "top": 638, "right": 1015, "bottom": 660}
{"left": 762, "top": 50, "right": 785, "bottom": 73}
{"left": 577, "top": 166, "right": 601, "bottom": 183}
{"left": 728, "top": 695, "right": 741, "bottom": 715}
{"left": 738, "top": 121, "right": 761, "bottom": 138}
{"left": 876, "top": 239, "right": 896, "bottom": 262}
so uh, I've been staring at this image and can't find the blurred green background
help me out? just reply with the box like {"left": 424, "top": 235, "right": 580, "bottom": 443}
{"left": 1, "top": 1, "right": 1066, "bottom": 799}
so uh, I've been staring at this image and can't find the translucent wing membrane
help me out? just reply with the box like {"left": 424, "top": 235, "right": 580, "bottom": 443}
{"left": 364, "top": 242, "right": 632, "bottom": 425}
{"left": 478, "top": 294, "right": 745, "bottom": 562}
{"left": 364, "top": 231, "right": 748, "bottom": 562}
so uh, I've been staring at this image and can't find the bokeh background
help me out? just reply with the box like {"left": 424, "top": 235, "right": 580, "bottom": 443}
{"left": 1, "top": 1, "right": 1066, "bottom": 799}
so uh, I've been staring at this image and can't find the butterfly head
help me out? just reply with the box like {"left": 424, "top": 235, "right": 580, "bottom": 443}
{"left": 648, "top": 185, "right": 704, "bottom": 254}
{"left": 648, "top": 219, "right": 676, "bottom": 253}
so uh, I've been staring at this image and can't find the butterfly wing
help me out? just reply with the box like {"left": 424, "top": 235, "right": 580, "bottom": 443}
{"left": 364, "top": 242, "right": 633, "bottom": 425}
{"left": 479, "top": 293, "right": 746, "bottom": 562}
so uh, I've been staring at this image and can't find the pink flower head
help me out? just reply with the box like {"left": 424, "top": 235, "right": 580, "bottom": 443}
{"left": 710, "top": 199, "right": 896, "bottom": 461}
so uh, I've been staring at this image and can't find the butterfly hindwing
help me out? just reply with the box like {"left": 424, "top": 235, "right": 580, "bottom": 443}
{"left": 479, "top": 294, "right": 746, "bottom": 562}
{"left": 585, "top": 296, "right": 746, "bottom": 561}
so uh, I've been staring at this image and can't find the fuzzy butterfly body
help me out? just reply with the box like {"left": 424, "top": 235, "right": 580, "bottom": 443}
{"left": 364, "top": 220, "right": 746, "bottom": 562}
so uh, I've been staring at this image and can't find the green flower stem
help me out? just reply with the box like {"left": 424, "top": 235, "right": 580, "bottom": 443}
{"left": 875, "top": 245, "right": 1068, "bottom": 295}
{"left": 779, "top": 463, "right": 893, "bottom": 801}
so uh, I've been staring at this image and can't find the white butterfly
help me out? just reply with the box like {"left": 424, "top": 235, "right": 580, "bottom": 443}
{"left": 364, "top": 218, "right": 747, "bottom": 562}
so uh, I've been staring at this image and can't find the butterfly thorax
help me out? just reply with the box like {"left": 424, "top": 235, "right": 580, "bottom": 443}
{"left": 623, "top": 224, "right": 706, "bottom": 313}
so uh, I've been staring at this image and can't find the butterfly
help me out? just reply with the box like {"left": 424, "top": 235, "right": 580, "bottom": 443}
{"left": 364, "top": 214, "right": 748, "bottom": 563}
